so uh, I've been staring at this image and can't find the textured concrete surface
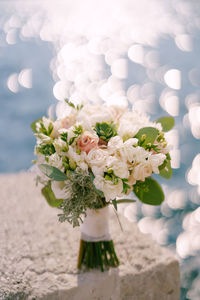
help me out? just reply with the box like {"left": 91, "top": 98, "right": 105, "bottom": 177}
{"left": 0, "top": 172, "right": 180, "bottom": 300}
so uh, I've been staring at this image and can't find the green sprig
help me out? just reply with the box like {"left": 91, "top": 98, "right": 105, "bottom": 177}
{"left": 65, "top": 98, "right": 84, "bottom": 111}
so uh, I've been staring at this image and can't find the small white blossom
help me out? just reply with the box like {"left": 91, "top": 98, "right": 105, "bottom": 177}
{"left": 148, "top": 153, "right": 166, "bottom": 174}
{"left": 77, "top": 105, "right": 113, "bottom": 129}
{"left": 68, "top": 146, "right": 88, "bottom": 172}
{"left": 106, "top": 156, "right": 129, "bottom": 179}
{"left": 93, "top": 175, "right": 124, "bottom": 202}
{"left": 131, "top": 162, "right": 152, "bottom": 182}
{"left": 53, "top": 138, "right": 67, "bottom": 154}
{"left": 48, "top": 153, "right": 63, "bottom": 170}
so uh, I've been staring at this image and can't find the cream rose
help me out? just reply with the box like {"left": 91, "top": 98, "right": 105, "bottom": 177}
{"left": 86, "top": 148, "right": 108, "bottom": 176}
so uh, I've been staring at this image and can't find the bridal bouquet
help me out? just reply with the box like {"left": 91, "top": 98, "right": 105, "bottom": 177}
{"left": 31, "top": 100, "right": 174, "bottom": 271}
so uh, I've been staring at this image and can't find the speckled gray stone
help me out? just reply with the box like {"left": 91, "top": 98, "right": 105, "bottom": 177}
{"left": 0, "top": 172, "right": 180, "bottom": 300}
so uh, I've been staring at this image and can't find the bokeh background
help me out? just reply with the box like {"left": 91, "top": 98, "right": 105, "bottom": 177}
{"left": 1, "top": 1, "right": 200, "bottom": 298}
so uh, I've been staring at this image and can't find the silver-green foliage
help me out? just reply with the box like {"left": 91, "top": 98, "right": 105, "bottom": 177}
{"left": 58, "top": 171, "right": 106, "bottom": 227}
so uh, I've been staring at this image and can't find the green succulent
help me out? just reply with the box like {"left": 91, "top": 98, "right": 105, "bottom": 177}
{"left": 95, "top": 122, "right": 117, "bottom": 142}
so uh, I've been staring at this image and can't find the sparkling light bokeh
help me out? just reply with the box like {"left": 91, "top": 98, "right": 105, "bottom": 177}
{"left": 1, "top": 1, "right": 200, "bottom": 298}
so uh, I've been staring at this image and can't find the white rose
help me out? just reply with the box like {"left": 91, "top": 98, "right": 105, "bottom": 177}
{"left": 86, "top": 148, "right": 108, "bottom": 176}
{"left": 51, "top": 181, "right": 72, "bottom": 199}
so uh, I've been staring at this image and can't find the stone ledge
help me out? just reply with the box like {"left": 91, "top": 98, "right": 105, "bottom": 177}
{"left": 0, "top": 172, "right": 180, "bottom": 300}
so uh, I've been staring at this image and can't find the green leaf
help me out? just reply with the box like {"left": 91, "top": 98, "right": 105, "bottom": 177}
{"left": 65, "top": 98, "right": 76, "bottom": 109}
{"left": 156, "top": 116, "right": 175, "bottom": 132}
{"left": 61, "top": 132, "right": 68, "bottom": 142}
{"left": 133, "top": 177, "right": 164, "bottom": 205}
{"left": 159, "top": 160, "right": 172, "bottom": 179}
{"left": 39, "top": 164, "right": 68, "bottom": 181}
{"left": 122, "top": 179, "right": 130, "bottom": 194}
{"left": 31, "top": 118, "right": 42, "bottom": 133}
{"left": 116, "top": 199, "right": 136, "bottom": 204}
{"left": 36, "top": 143, "right": 56, "bottom": 156}
{"left": 47, "top": 122, "right": 54, "bottom": 135}
{"left": 41, "top": 183, "right": 63, "bottom": 207}
{"left": 135, "top": 127, "right": 159, "bottom": 145}
{"left": 112, "top": 199, "right": 118, "bottom": 211}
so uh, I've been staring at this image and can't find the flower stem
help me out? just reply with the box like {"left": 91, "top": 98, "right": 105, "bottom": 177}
{"left": 78, "top": 239, "right": 119, "bottom": 272}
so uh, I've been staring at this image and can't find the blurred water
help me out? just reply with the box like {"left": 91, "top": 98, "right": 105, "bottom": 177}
{"left": 0, "top": 1, "right": 200, "bottom": 299}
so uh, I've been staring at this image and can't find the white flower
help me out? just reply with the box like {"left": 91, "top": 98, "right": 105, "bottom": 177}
{"left": 52, "top": 114, "right": 77, "bottom": 137}
{"left": 51, "top": 181, "right": 72, "bottom": 199}
{"left": 68, "top": 146, "right": 88, "bottom": 172}
{"left": 106, "top": 156, "right": 129, "bottom": 179}
{"left": 122, "top": 138, "right": 138, "bottom": 162}
{"left": 118, "top": 111, "right": 161, "bottom": 138}
{"left": 131, "top": 162, "right": 153, "bottom": 182}
{"left": 36, "top": 116, "right": 53, "bottom": 133}
{"left": 109, "top": 105, "right": 127, "bottom": 122}
{"left": 32, "top": 156, "right": 49, "bottom": 184}
{"left": 53, "top": 138, "right": 67, "bottom": 154}
{"left": 93, "top": 175, "right": 124, "bottom": 201}
{"left": 51, "top": 120, "right": 62, "bottom": 138}
{"left": 77, "top": 105, "right": 113, "bottom": 129}
{"left": 117, "top": 112, "right": 147, "bottom": 138}
{"left": 35, "top": 133, "right": 52, "bottom": 144}
{"left": 86, "top": 148, "right": 108, "bottom": 176}
{"left": 148, "top": 153, "right": 166, "bottom": 174}
{"left": 107, "top": 136, "right": 124, "bottom": 155}
{"left": 127, "top": 146, "right": 149, "bottom": 164}
{"left": 129, "top": 153, "right": 166, "bottom": 183}
{"left": 48, "top": 153, "right": 63, "bottom": 170}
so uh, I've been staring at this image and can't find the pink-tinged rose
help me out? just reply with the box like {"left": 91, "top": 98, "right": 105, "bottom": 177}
{"left": 78, "top": 132, "right": 99, "bottom": 154}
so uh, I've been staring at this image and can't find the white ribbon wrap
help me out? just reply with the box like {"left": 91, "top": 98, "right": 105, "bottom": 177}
{"left": 80, "top": 206, "right": 111, "bottom": 242}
